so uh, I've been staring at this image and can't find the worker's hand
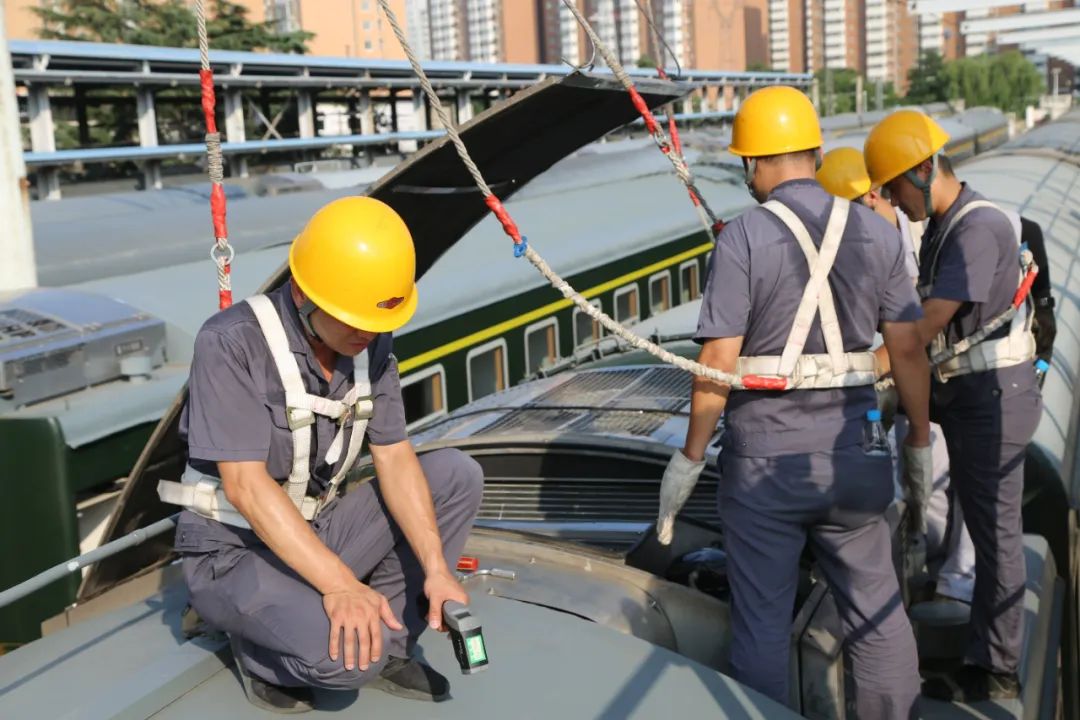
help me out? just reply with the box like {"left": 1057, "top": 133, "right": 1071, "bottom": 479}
{"left": 424, "top": 568, "right": 468, "bottom": 633}
{"left": 900, "top": 439, "right": 933, "bottom": 536}
{"left": 657, "top": 449, "right": 707, "bottom": 545}
{"left": 1034, "top": 303, "right": 1056, "bottom": 364}
{"left": 323, "top": 582, "right": 403, "bottom": 672}
{"left": 876, "top": 382, "right": 899, "bottom": 432}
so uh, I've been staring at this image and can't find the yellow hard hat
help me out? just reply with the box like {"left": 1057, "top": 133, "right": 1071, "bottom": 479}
{"left": 729, "top": 86, "right": 822, "bottom": 158}
{"left": 289, "top": 196, "right": 418, "bottom": 333}
{"left": 864, "top": 110, "right": 950, "bottom": 187}
{"left": 816, "top": 147, "right": 872, "bottom": 201}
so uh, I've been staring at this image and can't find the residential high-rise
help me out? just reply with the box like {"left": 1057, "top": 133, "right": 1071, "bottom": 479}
{"left": 768, "top": 0, "right": 807, "bottom": 72}
{"left": 865, "top": 0, "right": 918, "bottom": 92}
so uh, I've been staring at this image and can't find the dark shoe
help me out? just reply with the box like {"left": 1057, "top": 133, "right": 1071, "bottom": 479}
{"left": 922, "top": 664, "right": 1020, "bottom": 702}
{"left": 230, "top": 635, "right": 314, "bottom": 714}
{"left": 369, "top": 655, "right": 450, "bottom": 701}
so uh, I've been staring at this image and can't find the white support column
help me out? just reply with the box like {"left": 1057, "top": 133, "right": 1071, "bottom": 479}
{"left": 27, "top": 84, "right": 60, "bottom": 201}
{"left": 135, "top": 85, "right": 162, "bottom": 190}
{"left": 412, "top": 91, "right": 429, "bottom": 131}
{"left": 0, "top": 10, "right": 37, "bottom": 290}
{"left": 358, "top": 91, "right": 375, "bottom": 165}
{"left": 455, "top": 90, "right": 473, "bottom": 124}
{"left": 223, "top": 89, "right": 249, "bottom": 178}
{"left": 681, "top": 94, "right": 694, "bottom": 116}
{"left": 297, "top": 91, "right": 316, "bottom": 138}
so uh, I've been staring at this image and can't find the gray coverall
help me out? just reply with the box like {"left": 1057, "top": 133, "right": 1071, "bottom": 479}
{"left": 697, "top": 179, "right": 922, "bottom": 718}
{"left": 175, "top": 284, "right": 484, "bottom": 689}
{"left": 918, "top": 184, "right": 1042, "bottom": 674}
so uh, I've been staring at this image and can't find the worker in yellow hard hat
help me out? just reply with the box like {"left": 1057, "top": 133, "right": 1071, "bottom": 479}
{"left": 656, "top": 85, "right": 929, "bottom": 718}
{"left": 160, "top": 196, "right": 483, "bottom": 711}
{"left": 865, "top": 110, "right": 1041, "bottom": 702}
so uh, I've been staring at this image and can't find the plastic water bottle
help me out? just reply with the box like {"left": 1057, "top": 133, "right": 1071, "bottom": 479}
{"left": 1034, "top": 359, "right": 1050, "bottom": 385}
{"left": 863, "top": 409, "right": 891, "bottom": 456}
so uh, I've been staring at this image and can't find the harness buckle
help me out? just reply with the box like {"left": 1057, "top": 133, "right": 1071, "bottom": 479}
{"left": 354, "top": 397, "right": 374, "bottom": 421}
{"left": 286, "top": 407, "right": 315, "bottom": 430}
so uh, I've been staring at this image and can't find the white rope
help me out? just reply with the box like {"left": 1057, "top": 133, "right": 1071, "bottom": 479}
{"left": 375, "top": 0, "right": 741, "bottom": 387}
{"left": 195, "top": 0, "right": 210, "bottom": 71}
{"left": 558, "top": 0, "right": 720, "bottom": 235}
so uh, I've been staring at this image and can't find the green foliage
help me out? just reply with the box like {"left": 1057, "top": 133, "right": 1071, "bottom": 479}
{"left": 746, "top": 61, "right": 771, "bottom": 73}
{"left": 33, "top": 0, "right": 313, "bottom": 53}
{"left": 637, "top": 55, "right": 658, "bottom": 69}
{"left": 906, "top": 50, "right": 1043, "bottom": 114}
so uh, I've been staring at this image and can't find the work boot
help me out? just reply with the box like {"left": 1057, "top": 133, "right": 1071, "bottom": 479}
{"left": 369, "top": 655, "right": 450, "bottom": 701}
{"left": 229, "top": 635, "right": 314, "bottom": 714}
{"left": 922, "top": 664, "right": 1021, "bottom": 702}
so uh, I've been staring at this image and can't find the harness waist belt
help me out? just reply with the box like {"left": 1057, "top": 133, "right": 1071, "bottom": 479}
{"left": 737, "top": 351, "right": 878, "bottom": 389}
{"left": 158, "top": 465, "right": 320, "bottom": 529}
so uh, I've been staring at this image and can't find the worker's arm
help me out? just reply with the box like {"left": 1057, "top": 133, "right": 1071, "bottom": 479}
{"left": 881, "top": 321, "right": 931, "bottom": 446}
{"left": 370, "top": 439, "right": 467, "bottom": 631}
{"left": 682, "top": 336, "right": 743, "bottom": 462}
{"left": 220, "top": 461, "right": 403, "bottom": 672}
{"left": 916, "top": 298, "right": 963, "bottom": 347}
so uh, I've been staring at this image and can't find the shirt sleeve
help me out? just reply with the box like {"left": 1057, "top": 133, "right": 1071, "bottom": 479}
{"left": 928, "top": 213, "right": 1000, "bottom": 303}
{"left": 366, "top": 354, "right": 409, "bottom": 446}
{"left": 879, "top": 226, "right": 923, "bottom": 323}
{"left": 185, "top": 328, "right": 272, "bottom": 463}
{"left": 694, "top": 219, "right": 752, "bottom": 341}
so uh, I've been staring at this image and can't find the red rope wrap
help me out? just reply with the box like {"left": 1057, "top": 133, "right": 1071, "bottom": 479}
{"left": 740, "top": 376, "right": 789, "bottom": 391}
{"left": 210, "top": 184, "right": 228, "bottom": 242}
{"left": 199, "top": 69, "right": 218, "bottom": 134}
{"left": 484, "top": 195, "right": 524, "bottom": 245}
{"left": 1012, "top": 267, "right": 1038, "bottom": 308}
{"left": 627, "top": 86, "right": 659, "bottom": 136}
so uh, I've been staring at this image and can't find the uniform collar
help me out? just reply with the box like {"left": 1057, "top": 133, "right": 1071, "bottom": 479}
{"left": 766, "top": 177, "right": 821, "bottom": 201}
{"left": 269, "top": 282, "right": 358, "bottom": 394}
{"left": 926, "top": 182, "right": 975, "bottom": 238}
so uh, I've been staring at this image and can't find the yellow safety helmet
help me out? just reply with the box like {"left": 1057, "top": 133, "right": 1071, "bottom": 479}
{"left": 863, "top": 109, "right": 950, "bottom": 187}
{"left": 729, "top": 85, "right": 823, "bottom": 158}
{"left": 816, "top": 147, "right": 872, "bottom": 201}
{"left": 289, "top": 196, "right": 418, "bottom": 334}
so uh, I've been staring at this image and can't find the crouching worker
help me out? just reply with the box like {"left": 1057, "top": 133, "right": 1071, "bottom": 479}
{"left": 158, "top": 197, "right": 484, "bottom": 713}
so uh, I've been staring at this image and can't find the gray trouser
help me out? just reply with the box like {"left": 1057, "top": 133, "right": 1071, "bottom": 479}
{"left": 182, "top": 448, "right": 484, "bottom": 689}
{"left": 936, "top": 384, "right": 1041, "bottom": 674}
{"left": 718, "top": 445, "right": 921, "bottom": 720}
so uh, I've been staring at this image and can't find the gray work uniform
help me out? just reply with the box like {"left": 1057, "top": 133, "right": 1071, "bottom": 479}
{"left": 697, "top": 179, "right": 922, "bottom": 718}
{"left": 175, "top": 283, "right": 484, "bottom": 689}
{"left": 919, "top": 184, "right": 1042, "bottom": 675}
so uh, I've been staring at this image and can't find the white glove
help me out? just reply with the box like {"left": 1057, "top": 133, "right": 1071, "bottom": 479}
{"left": 657, "top": 450, "right": 706, "bottom": 545}
{"left": 901, "top": 443, "right": 933, "bottom": 536}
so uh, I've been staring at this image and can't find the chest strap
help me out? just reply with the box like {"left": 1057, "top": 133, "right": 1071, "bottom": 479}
{"left": 919, "top": 200, "right": 1036, "bottom": 381}
{"left": 158, "top": 294, "right": 374, "bottom": 527}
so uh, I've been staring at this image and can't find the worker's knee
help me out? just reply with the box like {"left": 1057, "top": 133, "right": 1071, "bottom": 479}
{"left": 283, "top": 651, "right": 388, "bottom": 691}
{"left": 421, "top": 448, "right": 484, "bottom": 513}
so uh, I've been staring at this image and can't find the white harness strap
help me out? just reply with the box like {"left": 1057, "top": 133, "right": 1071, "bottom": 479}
{"left": 158, "top": 294, "right": 374, "bottom": 527}
{"left": 921, "top": 200, "right": 1036, "bottom": 380}
{"left": 763, "top": 198, "right": 851, "bottom": 376}
{"left": 733, "top": 199, "right": 876, "bottom": 390}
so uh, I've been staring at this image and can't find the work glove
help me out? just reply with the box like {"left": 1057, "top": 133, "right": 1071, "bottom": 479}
{"left": 1033, "top": 302, "right": 1057, "bottom": 365}
{"left": 901, "top": 442, "right": 933, "bottom": 536}
{"left": 657, "top": 450, "right": 706, "bottom": 546}
{"left": 876, "top": 382, "right": 899, "bottom": 433}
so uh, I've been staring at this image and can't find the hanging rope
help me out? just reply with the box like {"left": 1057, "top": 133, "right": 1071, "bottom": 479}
{"left": 372, "top": 0, "right": 786, "bottom": 389}
{"left": 560, "top": 0, "right": 723, "bottom": 238}
{"left": 195, "top": 0, "right": 234, "bottom": 310}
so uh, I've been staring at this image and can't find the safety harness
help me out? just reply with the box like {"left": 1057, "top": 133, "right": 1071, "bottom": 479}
{"left": 158, "top": 295, "right": 374, "bottom": 528}
{"left": 919, "top": 200, "right": 1037, "bottom": 382}
{"left": 735, "top": 198, "right": 878, "bottom": 390}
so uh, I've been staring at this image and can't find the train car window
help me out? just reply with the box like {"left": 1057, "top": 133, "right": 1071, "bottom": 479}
{"left": 467, "top": 339, "right": 508, "bottom": 402}
{"left": 614, "top": 285, "right": 640, "bottom": 325}
{"left": 649, "top": 271, "right": 672, "bottom": 315}
{"left": 574, "top": 299, "right": 602, "bottom": 347}
{"left": 525, "top": 318, "right": 559, "bottom": 375}
{"left": 401, "top": 365, "right": 447, "bottom": 429}
{"left": 679, "top": 260, "right": 701, "bottom": 303}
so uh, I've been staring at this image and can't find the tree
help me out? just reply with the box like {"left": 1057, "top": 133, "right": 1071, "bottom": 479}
{"left": 906, "top": 51, "right": 949, "bottom": 104}
{"left": 813, "top": 67, "right": 860, "bottom": 115}
{"left": 637, "top": 55, "right": 658, "bottom": 69}
{"left": 34, "top": 0, "right": 313, "bottom": 53}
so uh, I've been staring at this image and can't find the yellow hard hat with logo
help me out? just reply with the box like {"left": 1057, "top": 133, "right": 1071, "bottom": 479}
{"left": 729, "top": 86, "right": 823, "bottom": 158}
{"left": 816, "top": 147, "right": 872, "bottom": 201}
{"left": 289, "top": 196, "right": 418, "bottom": 333}
{"left": 864, "top": 110, "right": 950, "bottom": 187}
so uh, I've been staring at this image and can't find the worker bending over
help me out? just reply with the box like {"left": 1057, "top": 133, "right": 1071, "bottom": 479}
{"left": 865, "top": 111, "right": 1042, "bottom": 701}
